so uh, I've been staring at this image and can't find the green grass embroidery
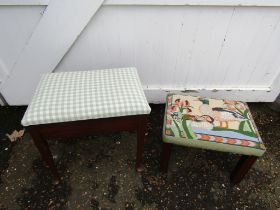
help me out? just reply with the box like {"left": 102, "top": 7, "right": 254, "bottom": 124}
{"left": 247, "top": 120, "right": 255, "bottom": 133}
{"left": 239, "top": 121, "right": 245, "bottom": 131}
{"left": 182, "top": 120, "right": 196, "bottom": 139}
{"left": 173, "top": 119, "right": 183, "bottom": 138}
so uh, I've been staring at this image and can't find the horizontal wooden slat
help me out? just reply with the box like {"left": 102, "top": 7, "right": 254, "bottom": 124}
{"left": 144, "top": 86, "right": 271, "bottom": 92}
{"left": 0, "top": 0, "right": 49, "bottom": 5}
{"left": 1, "top": 0, "right": 280, "bottom": 6}
{"left": 104, "top": 0, "right": 280, "bottom": 6}
{"left": 144, "top": 88, "right": 277, "bottom": 103}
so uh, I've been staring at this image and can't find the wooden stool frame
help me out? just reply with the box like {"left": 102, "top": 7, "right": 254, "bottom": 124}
{"left": 160, "top": 142, "right": 258, "bottom": 184}
{"left": 27, "top": 115, "right": 147, "bottom": 181}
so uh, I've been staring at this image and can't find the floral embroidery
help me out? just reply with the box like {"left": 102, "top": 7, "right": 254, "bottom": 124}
{"left": 164, "top": 94, "right": 265, "bottom": 150}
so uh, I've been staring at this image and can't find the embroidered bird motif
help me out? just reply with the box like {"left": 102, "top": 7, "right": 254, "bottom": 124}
{"left": 182, "top": 114, "right": 214, "bottom": 130}
{"left": 198, "top": 98, "right": 247, "bottom": 128}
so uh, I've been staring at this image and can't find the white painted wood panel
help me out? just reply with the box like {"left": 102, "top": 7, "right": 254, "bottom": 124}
{"left": 55, "top": 5, "right": 280, "bottom": 102}
{"left": 0, "top": 0, "right": 105, "bottom": 105}
{"left": 0, "top": 6, "right": 45, "bottom": 82}
{"left": 0, "top": 4, "right": 280, "bottom": 104}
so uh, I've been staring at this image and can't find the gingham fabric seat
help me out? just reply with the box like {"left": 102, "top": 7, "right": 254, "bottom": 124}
{"left": 163, "top": 94, "right": 266, "bottom": 157}
{"left": 21, "top": 67, "right": 151, "bottom": 126}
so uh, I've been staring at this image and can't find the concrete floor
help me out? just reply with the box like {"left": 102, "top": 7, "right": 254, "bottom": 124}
{"left": 0, "top": 103, "right": 279, "bottom": 210}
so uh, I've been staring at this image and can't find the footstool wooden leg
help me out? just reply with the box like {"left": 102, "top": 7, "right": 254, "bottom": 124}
{"left": 135, "top": 117, "right": 147, "bottom": 172}
{"left": 160, "top": 143, "right": 173, "bottom": 172}
{"left": 230, "top": 155, "right": 258, "bottom": 184}
{"left": 29, "top": 129, "right": 60, "bottom": 181}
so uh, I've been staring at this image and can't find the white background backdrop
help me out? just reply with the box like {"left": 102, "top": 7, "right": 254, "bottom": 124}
{"left": 0, "top": 0, "right": 280, "bottom": 104}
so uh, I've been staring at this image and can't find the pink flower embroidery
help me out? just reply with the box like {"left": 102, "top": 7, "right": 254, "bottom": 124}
{"left": 183, "top": 108, "right": 192, "bottom": 114}
{"left": 171, "top": 106, "right": 177, "bottom": 112}
{"left": 238, "top": 104, "right": 246, "bottom": 111}
{"left": 175, "top": 98, "right": 190, "bottom": 107}
{"left": 224, "top": 99, "right": 236, "bottom": 105}
{"left": 179, "top": 100, "right": 186, "bottom": 107}
{"left": 175, "top": 98, "right": 181, "bottom": 105}
{"left": 227, "top": 104, "right": 236, "bottom": 111}
{"left": 167, "top": 105, "right": 172, "bottom": 111}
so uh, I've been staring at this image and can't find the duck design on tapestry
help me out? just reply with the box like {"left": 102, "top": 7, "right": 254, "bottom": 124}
{"left": 197, "top": 98, "right": 247, "bottom": 129}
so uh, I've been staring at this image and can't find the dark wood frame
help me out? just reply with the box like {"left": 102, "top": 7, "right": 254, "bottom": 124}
{"left": 26, "top": 115, "right": 148, "bottom": 181}
{"left": 160, "top": 142, "right": 258, "bottom": 184}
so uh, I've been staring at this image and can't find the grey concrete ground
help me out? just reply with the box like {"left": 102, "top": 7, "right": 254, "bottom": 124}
{"left": 0, "top": 103, "right": 279, "bottom": 210}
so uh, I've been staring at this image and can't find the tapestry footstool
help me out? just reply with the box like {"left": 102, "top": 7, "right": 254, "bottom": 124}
{"left": 160, "top": 94, "right": 266, "bottom": 183}
{"left": 21, "top": 67, "right": 151, "bottom": 181}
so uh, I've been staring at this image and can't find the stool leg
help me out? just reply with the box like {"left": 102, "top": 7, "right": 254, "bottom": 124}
{"left": 135, "top": 117, "right": 147, "bottom": 172}
{"left": 160, "top": 143, "right": 173, "bottom": 172}
{"left": 28, "top": 128, "right": 60, "bottom": 182}
{"left": 230, "top": 155, "right": 257, "bottom": 184}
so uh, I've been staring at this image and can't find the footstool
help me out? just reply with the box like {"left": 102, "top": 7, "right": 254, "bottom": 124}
{"left": 21, "top": 67, "right": 151, "bottom": 181}
{"left": 160, "top": 94, "right": 266, "bottom": 183}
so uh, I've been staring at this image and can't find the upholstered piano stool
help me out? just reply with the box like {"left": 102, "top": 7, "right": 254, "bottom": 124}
{"left": 160, "top": 94, "right": 266, "bottom": 183}
{"left": 22, "top": 67, "right": 151, "bottom": 181}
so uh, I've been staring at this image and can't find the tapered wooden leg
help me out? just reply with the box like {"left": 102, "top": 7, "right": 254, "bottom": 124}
{"left": 135, "top": 117, "right": 147, "bottom": 172}
{"left": 160, "top": 143, "right": 173, "bottom": 172}
{"left": 28, "top": 128, "right": 60, "bottom": 181}
{"left": 230, "top": 155, "right": 258, "bottom": 184}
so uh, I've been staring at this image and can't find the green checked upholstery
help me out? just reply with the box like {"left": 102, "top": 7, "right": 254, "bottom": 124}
{"left": 22, "top": 67, "right": 151, "bottom": 126}
{"left": 163, "top": 94, "right": 266, "bottom": 157}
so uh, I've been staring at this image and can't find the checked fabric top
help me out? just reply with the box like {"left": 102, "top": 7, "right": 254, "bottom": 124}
{"left": 21, "top": 67, "right": 151, "bottom": 126}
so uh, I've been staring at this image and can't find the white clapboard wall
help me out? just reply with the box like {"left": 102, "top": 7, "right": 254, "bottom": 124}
{"left": 0, "top": 0, "right": 280, "bottom": 105}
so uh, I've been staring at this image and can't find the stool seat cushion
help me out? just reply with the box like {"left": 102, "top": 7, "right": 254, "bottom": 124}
{"left": 163, "top": 94, "right": 266, "bottom": 157}
{"left": 22, "top": 67, "right": 151, "bottom": 126}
